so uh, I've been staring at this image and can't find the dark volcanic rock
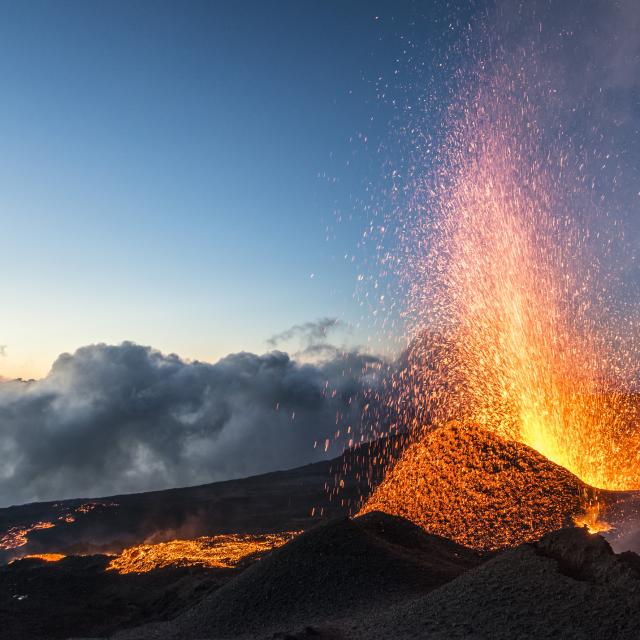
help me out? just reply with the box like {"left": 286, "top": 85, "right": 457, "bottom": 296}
{"left": 0, "top": 554, "right": 236, "bottom": 640}
{"left": 535, "top": 526, "right": 640, "bottom": 584}
{"left": 119, "top": 512, "right": 485, "bottom": 639}
{"left": 348, "top": 527, "right": 640, "bottom": 640}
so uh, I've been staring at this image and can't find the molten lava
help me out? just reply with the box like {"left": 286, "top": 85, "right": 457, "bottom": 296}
{"left": 573, "top": 502, "right": 612, "bottom": 535}
{"left": 0, "top": 502, "right": 118, "bottom": 554}
{"left": 75, "top": 501, "right": 117, "bottom": 514}
{"left": 359, "top": 423, "right": 604, "bottom": 550}
{"left": 0, "top": 521, "right": 55, "bottom": 551}
{"left": 22, "top": 553, "right": 66, "bottom": 562}
{"left": 107, "top": 532, "right": 298, "bottom": 574}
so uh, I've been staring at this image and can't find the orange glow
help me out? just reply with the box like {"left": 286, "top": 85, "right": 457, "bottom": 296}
{"left": 359, "top": 423, "right": 602, "bottom": 550}
{"left": 0, "top": 502, "right": 118, "bottom": 553}
{"left": 107, "top": 532, "right": 298, "bottom": 574}
{"left": 387, "top": 59, "right": 640, "bottom": 492}
{"left": 75, "top": 501, "right": 117, "bottom": 514}
{"left": 0, "top": 521, "right": 55, "bottom": 551}
{"left": 573, "top": 501, "right": 612, "bottom": 535}
{"left": 23, "top": 553, "right": 66, "bottom": 562}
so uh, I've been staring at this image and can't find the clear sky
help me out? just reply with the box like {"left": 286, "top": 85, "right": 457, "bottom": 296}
{"left": 0, "top": 0, "right": 460, "bottom": 379}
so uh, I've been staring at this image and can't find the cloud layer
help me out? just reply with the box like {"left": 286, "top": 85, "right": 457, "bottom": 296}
{"left": 0, "top": 342, "right": 386, "bottom": 507}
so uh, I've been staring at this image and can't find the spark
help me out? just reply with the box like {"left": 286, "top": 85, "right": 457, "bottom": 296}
{"left": 384, "top": 52, "right": 640, "bottom": 492}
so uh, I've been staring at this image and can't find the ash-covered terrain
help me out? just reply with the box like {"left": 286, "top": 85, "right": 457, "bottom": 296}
{"left": 3, "top": 424, "right": 640, "bottom": 639}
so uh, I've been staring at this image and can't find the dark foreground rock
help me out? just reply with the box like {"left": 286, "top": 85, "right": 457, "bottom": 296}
{"left": 116, "top": 524, "right": 640, "bottom": 640}
{"left": 344, "top": 527, "right": 640, "bottom": 640}
{"left": 116, "top": 512, "right": 486, "bottom": 639}
{"left": 0, "top": 554, "right": 237, "bottom": 640}
{"left": 5, "top": 517, "right": 640, "bottom": 639}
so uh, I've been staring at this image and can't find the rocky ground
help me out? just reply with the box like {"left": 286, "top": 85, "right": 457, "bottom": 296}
{"left": 116, "top": 512, "right": 486, "bottom": 639}
{"left": 0, "top": 554, "right": 237, "bottom": 639}
{"left": 3, "top": 425, "right": 640, "bottom": 639}
{"left": 111, "top": 518, "right": 640, "bottom": 640}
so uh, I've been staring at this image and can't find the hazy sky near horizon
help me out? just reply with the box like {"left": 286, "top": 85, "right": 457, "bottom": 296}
{"left": 0, "top": 0, "right": 464, "bottom": 379}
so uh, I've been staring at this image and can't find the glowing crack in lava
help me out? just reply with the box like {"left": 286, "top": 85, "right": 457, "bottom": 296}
{"left": 107, "top": 532, "right": 299, "bottom": 574}
{"left": 386, "top": 57, "right": 640, "bottom": 492}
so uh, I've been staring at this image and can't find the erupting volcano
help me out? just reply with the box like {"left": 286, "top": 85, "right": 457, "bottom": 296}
{"left": 373, "top": 48, "right": 640, "bottom": 505}
{"left": 348, "top": 27, "right": 640, "bottom": 557}
{"left": 4, "top": 3, "right": 640, "bottom": 639}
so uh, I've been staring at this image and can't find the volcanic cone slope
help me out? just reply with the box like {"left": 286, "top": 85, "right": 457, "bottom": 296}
{"left": 147, "top": 512, "right": 485, "bottom": 638}
{"left": 360, "top": 423, "right": 597, "bottom": 550}
{"left": 350, "top": 527, "right": 640, "bottom": 640}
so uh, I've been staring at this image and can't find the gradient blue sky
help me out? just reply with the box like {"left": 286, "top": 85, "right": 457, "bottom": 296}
{"left": 0, "top": 0, "right": 466, "bottom": 379}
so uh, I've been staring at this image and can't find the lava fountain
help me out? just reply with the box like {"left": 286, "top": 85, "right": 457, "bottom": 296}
{"left": 386, "top": 50, "right": 640, "bottom": 492}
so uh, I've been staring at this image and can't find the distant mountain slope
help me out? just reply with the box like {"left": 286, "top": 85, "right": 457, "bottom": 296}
{"left": 0, "top": 438, "right": 392, "bottom": 563}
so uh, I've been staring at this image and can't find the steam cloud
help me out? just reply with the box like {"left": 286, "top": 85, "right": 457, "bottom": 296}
{"left": 0, "top": 341, "right": 386, "bottom": 507}
{"left": 267, "top": 317, "right": 341, "bottom": 347}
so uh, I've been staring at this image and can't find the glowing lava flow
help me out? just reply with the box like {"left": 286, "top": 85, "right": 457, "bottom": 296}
{"left": 0, "top": 522, "right": 55, "bottom": 551}
{"left": 0, "top": 502, "right": 118, "bottom": 553}
{"left": 22, "top": 553, "right": 66, "bottom": 562}
{"left": 386, "top": 55, "right": 640, "bottom": 491}
{"left": 107, "top": 532, "right": 299, "bottom": 574}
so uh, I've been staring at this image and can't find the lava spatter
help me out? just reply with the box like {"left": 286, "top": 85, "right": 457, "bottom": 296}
{"left": 379, "top": 46, "right": 640, "bottom": 492}
{"left": 359, "top": 423, "right": 602, "bottom": 550}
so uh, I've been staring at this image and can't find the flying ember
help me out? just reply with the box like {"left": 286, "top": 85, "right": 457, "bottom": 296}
{"left": 384, "top": 49, "right": 640, "bottom": 492}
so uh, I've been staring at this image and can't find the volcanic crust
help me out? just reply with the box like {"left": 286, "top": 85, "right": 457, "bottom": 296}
{"left": 359, "top": 422, "right": 599, "bottom": 549}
